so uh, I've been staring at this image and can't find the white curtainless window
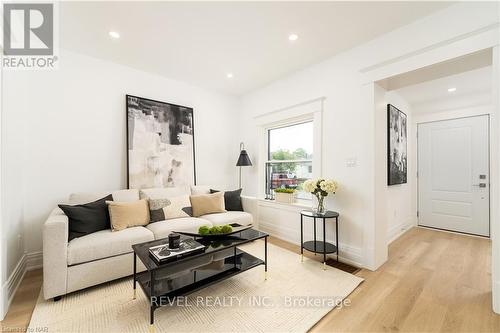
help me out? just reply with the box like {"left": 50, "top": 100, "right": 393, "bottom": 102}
{"left": 265, "top": 121, "right": 313, "bottom": 200}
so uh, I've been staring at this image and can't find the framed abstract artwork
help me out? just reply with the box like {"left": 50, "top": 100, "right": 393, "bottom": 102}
{"left": 387, "top": 104, "right": 407, "bottom": 186}
{"left": 126, "top": 95, "right": 196, "bottom": 189}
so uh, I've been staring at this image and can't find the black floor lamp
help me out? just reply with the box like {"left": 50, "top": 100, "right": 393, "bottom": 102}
{"left": 236, "top": 142, "right": 252, "bottom": 188}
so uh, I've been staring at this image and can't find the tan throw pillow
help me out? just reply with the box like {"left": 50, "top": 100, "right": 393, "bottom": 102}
{"left": 163, "top": 195, "right": 192, "bottom": 219}
{"left": 106, "top": 199, "right": 150, "bottom": 231}
{"left": 190, "top": 192, "right": 226, "bottom": 217}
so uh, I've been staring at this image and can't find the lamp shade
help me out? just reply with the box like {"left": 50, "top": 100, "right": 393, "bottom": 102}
{"left": 236, "top": 150, "right": 252, "bottom": 166}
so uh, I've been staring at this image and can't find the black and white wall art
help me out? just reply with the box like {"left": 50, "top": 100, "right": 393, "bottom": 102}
{"left": 387, "top": 104, "right": 407, "bottom": 186}
{"left": 126, "top": 95, "right": 196, "bottom": 189}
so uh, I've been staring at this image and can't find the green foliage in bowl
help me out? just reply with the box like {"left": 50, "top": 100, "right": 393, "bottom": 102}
{"left": 198, "top": 224, "right": 233, "bottom": 235}
{"left": 220, "top": 225, "right": 233, "bottom": 233}
{"left": 274, "top": 188, "right": 295, "bottom": 194}
{"left": 198, "top": 225, "right": 210, "bottom": 235}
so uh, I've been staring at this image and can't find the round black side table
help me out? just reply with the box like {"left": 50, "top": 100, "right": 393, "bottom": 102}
{"left": 300, "top": 210, "right": 339, "bottom": 269}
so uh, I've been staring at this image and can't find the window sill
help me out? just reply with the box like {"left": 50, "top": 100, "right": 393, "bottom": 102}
{"left": 257, "top": 198, "right": 311, "bottom": 210}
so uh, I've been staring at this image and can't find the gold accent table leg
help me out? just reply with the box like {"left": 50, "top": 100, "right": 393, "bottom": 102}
{"left": 133, "top": 289, "right": 136, "bottom": 300}
{"left": 301, "top": 254, "right": 304, "bottom": 262}
{"left": 149, "top": 324, "right": 155, "bottom": 333}
{"left": 265, "top": 271, "right": 268, "bottom": 280}
{"left": 323, "top": 262, "right": 327, "bottom": 270}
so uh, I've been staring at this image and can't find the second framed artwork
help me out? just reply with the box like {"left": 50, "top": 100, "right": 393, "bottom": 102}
{"left": 126, "top": 95, "right": 196, "bottom": 189}
{"left": 387, "top": 104, "right": 407, "bottom": 186}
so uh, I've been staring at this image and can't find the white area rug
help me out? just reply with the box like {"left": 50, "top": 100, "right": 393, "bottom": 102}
{"left": 29, "top": 241, "right": 363, "bottom": 333}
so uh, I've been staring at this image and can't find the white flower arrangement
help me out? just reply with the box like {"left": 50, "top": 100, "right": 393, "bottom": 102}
{"left": 303, "top": 178, "right": 338, "bottom": 196}
{"left": 302, "top": 178, "right": 338, "bottom": 214}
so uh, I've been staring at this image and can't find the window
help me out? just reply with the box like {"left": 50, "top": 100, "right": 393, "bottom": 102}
{"left": 265, "top": 121, "right": 313, "bottom": 200}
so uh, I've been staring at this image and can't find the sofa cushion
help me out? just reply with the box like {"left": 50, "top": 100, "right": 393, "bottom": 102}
{"left": 200, "top": 211, "right": 253, "bottom": 226}
{"left": 140, "top": 187, "right": 190, "bottom": 199}
{"left": 69, "top": 189, "right": 139, "bottom": 205}
{"left": 67, "top": 226, "right": 154, "bottom": 265}
{"left": 190, "top": 185, "right": 211, "bottom": 195}
{"left": 146, "top": 218, "right": 212, "bottom": 239}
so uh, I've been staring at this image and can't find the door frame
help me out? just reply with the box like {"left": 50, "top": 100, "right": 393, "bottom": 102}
{"left": 416, "top": 114, "right": 491, "bottom": 238}
{"left": 359, "top": 21, "right": 498, "bottom": 312}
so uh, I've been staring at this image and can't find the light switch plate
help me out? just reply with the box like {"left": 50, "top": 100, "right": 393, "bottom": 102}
{"left": 346, "top": 157, "right": 357, "bottom": 167}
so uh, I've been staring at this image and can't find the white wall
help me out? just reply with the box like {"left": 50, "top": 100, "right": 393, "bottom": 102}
{"left": 240, "top": 55, "right": 377, "bottom": 267}
{"left": 384, "top": 91, "right": 416, "bottom": 243}
{"left": 1, "top": 57, "right": 30, "bottom": 319}
{"left": 2, "top": 49, "right": 240, "bottom": 257}
{"left": 1, "top": 72, "right": 27, "bottom": 278}
{"left": 238, "top": 2, "right": 499, "bottom": 269}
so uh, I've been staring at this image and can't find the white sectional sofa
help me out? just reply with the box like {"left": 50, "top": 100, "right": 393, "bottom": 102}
{"left": 42, "top": 186, "right": 257, "bottom": 300}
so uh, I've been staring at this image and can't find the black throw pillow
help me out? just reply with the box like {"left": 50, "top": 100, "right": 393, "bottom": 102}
{"left": 58, "top": 195, "right": 113, "bottom": 241}
{"left": 210, "top": 189, "right": 243, "bottom": 211}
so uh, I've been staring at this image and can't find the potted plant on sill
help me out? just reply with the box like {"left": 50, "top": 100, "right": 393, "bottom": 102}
{"left": 303, "top": 178, "right": 338, "bottom": 215}
{"left": 274, "top": 188, "right": 296, "bottom": 204}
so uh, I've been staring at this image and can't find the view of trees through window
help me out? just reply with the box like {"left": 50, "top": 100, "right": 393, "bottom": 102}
{"left": 266, "top": 121, "right": 313, "bottom": 199}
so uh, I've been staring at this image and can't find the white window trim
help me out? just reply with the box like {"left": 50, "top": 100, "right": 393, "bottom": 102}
{"left": 255, "top": 97, "right": 324, "bottom": 200}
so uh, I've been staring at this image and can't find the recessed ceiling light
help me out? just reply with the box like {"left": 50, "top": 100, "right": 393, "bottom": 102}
{"left": 447, "top": 87, "right": 457, "bottom": 92}
{"left": 226, "top": 73, "right": 233, "bottom": 79}
{"left": 109, "top": 31, "right": 120, "bottom": 39}
{"left": 288, "top": 34, "right": 298, "bottom": 41}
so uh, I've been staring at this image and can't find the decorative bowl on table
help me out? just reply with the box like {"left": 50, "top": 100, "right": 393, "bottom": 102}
{"left": 174, "top": 223, "right": 253, "bottom": 239}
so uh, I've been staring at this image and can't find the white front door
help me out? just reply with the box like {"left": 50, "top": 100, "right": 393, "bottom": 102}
{"left": 418, "top": 115, "right": 490, "bottom": 237}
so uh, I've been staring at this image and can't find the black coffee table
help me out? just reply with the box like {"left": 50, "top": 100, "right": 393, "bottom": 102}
{"left": 132, "top": 228, "right": 269, "bottom": 331}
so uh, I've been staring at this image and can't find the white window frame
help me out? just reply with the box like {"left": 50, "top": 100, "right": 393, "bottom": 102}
{"left": 254, "top": 97, "right": 324, "bottom": 201}
{"left": 266, "top": 120, "right": 314, "bottom": 199}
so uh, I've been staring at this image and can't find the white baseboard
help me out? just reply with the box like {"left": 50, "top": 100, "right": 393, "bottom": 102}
{"left": 26, "top": 251, "right": 43, "bottom": 271}
{"left": 0, "top": 251, "right": 43, "bottom": 320}
{"left": 1, "top": 254, "right": 28, "bottom": 320}
{"left": 387, "top": 219, "right": 414, "bottom": 244}
{"left": 494, "top": 279, "right": 500, "bottom": 314}
{"left": 259, "top": 220, "right": 364, "bottom": 268}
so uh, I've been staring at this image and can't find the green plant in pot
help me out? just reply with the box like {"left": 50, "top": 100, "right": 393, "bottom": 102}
{"left": 274, "top": 187, "right": 296, "bottom": 204}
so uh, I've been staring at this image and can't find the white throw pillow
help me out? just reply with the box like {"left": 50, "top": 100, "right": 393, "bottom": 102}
{"left": 163, "top": 195, "right": 191, "bottom": 219}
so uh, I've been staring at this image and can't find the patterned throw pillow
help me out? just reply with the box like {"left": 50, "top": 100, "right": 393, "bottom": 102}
{"left": 140, "top": 190, "right": 171, "bottom": 223}
{"left": 148, "top": 198, "right": 171, "bottom": 223}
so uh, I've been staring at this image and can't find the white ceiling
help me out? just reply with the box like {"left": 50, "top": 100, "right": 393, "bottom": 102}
{"left": 60, "top": 1, "right": 453, "bottom": 96}
{"left": 395, "top": 66, "right": 492, "bottom": 114}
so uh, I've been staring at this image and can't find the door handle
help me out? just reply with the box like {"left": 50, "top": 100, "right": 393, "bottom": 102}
{"left": 472, "top": 183, "right": 487, "bottom": 188}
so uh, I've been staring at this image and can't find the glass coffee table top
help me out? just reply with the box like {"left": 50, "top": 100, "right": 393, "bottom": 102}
{"left": 132, "top": 228, "right": 268, "bottom": 271}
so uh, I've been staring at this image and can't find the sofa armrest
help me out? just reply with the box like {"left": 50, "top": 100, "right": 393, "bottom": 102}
{"left": 241, "top": 196, "right": 258, "bottom": 227}
{"left": 43, "top": 208, "right": 69, "bottom": 300}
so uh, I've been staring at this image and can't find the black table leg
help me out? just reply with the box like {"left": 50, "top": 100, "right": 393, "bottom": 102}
{"left": 234, "top": 246, "right": 237, "bottom": 269}
{"left": 323, "top": 217, "right": 326, "bottom": 270}
{"left": 300, "top": 214, "right": 304, "bottom": 262}
{"left": 264, "top": 236, "right": 268, "bottom": 280}
{"left": 133, "top": 253, "right": 137, "bottom": 300}
{"left": 336, "top": 216, "right": 339, "bottom": 262}
{"left": 150, "top": 306, "right": 155, "bottom": 333}
{"left": 150, "top": 270, "right": 155, "bottom": 331}
{"left": 313, "top": 217, "right": 317, "bottom": 253}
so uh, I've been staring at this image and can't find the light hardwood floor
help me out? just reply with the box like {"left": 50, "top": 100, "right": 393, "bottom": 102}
{"left": 1, "top": 227, "right": 499, "bottom": 332}
{"left": 0, "top": 269, "right": 43, "bottom": 332}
